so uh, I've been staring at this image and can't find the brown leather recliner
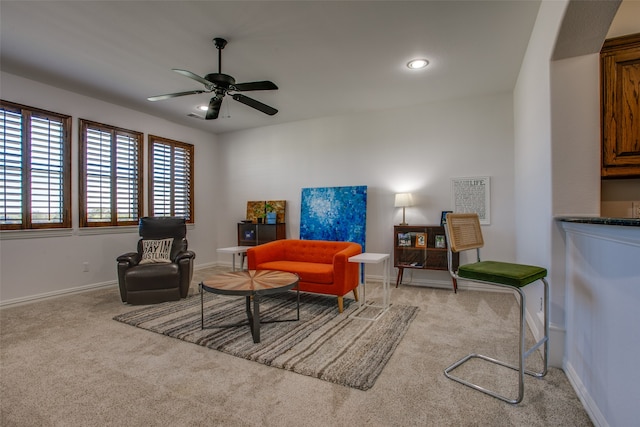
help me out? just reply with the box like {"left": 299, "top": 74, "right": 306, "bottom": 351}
{"left": 117, "top": 217, "right": 195, "bottom": 305}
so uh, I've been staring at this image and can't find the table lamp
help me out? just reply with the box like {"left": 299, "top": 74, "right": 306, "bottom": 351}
{"left": 394, "top": 193, "right": 413, "bottom": 225}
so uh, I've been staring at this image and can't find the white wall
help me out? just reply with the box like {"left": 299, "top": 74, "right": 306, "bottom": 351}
{"left": 513, "top": 0, "right": 569, "bottom": 366}
{"left": 1, "top": 75, "right": 518, "bottom": 301}
{"left": 217, "top": 92, "right": 517, "bottom": 283}
{"left": 551, "top": 54, "right": 602, "bottom": 218}
{"left": 547, "top": 53, "right": 602, "bottom": 364}
{"left": 0, "top": 72, "right": 220, "bottom": 304}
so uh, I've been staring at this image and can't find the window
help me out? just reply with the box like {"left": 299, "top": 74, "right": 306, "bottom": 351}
{"left": 1, "top": 100, "right": 71, "bottom": 230}
{"left": 148, "top": 135, "right": 194, "bottom": 223}
{"left": 79, "top": 119, "right": 143, "bottom": 227}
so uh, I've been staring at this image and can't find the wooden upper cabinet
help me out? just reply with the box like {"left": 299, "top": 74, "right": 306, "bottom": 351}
{"left": 601, "top": 33, "right": 640, "bottom": 178}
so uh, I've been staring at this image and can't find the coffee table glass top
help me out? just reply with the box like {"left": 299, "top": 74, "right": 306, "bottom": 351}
{"left": 201, "top": 270, "right": 299, "bottom": 295}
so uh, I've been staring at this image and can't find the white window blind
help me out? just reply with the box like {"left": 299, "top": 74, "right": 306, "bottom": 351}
{"left": 149, "top": 136, "right": 193, "bottom": 223}
{"left": 85, "top": 128, "right": 112, "bottom": 223}
{"left": 1, "top": 101, "right": 70, "bottom": 230}
{"left": 30, "top": 116, "right": 65, "bottom": 224}
{"left": 80, "top": 120, "right": 142, "bottom": 227}
{"left": 116, "top": 133, "right": 140, "bottom": 223}
{"left": 0, "top": 109, "right": 23, "bottom": 225}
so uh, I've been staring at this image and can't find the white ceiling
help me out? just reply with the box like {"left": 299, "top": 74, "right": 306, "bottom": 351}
{"left": 1, "top": 1, "right": 542, "bottom": 135}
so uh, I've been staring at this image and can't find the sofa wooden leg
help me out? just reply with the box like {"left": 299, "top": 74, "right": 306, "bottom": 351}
{"left": 352, "top": 287, "right": 359, "bottom": 302}
{"left": 338, "top": 296, "right": 344, "bottom": 313}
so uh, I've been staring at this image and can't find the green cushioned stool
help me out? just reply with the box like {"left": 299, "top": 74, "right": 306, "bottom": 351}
{"left": 458, "top": 261, "right": 547, "bottom": 288}
{"left": 443, "top": 213, "right": 549, "bottom": 404}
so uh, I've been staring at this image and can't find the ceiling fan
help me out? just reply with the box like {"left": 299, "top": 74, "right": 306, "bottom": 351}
{"left": 147, "top": 37, "right": 278, "bottom": 120}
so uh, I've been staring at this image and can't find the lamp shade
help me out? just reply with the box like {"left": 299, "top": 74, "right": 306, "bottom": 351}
{"left": 394, "top": 193, "right": 413, "bottom": 207}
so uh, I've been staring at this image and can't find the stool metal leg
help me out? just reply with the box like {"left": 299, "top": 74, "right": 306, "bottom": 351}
{"left": 444, "top": 278, "right": 549, "bottom": 404}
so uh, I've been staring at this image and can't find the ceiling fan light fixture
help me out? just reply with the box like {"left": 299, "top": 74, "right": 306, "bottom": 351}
{"left": 407, "top": 58, "right": 429, "bottom": 70}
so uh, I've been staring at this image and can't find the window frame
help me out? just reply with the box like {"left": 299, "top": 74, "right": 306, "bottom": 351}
{"left": 0, "top": 100, "right": 72, "bottom": 230}
{"left": 78, "top": 119, "right": 143, "bottom": 227}
{"left": 148, "top": 134, "right": 194, "bottom": 224}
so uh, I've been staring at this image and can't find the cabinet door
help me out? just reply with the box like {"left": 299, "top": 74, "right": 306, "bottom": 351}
{"left": 601, "top": 34, "right": 640, "bottom": 178}
{"left": 257, "top": 224, "right": 277, "bottom": 245}
{"left": 394, "top": 225, "right": 458, "bottom": 271}
{"left": 238, "top": 223, "right": 257, "bottom": 246}
{"left": 394, "top": 226, "right": 428, "bottom": 268}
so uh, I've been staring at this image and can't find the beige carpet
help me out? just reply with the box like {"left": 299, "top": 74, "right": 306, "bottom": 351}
{"left": 0, "top": 266, "right": 593, "bottom": 426}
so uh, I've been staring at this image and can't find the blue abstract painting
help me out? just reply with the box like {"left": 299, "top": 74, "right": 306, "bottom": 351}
{"left": 300, "top": 185, "right": 367, "bottom": 252}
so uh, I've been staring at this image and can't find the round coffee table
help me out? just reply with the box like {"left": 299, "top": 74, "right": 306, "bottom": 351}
{"left": 199, "top": 270, "right": 300, "bottom": 343}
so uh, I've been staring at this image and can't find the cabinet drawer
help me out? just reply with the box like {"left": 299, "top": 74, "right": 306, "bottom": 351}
{"left": 426, "top": 250, "right": 448, "bottom": 269}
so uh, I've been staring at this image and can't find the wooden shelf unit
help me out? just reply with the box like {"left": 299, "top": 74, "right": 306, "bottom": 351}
{"left": 393, "top": 225, "right": 459, "bottom": 292}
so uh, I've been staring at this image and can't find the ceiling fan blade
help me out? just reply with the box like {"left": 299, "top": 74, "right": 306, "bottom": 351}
{"left": 147, "top": 90, "right": 206, "bottom": 102}
{"left": 205, "top": 96, "right": 223, "bottom": 120}
{"left": 232, "top": 81, "right": 278, "bottom": 92}
{"left": 232, "top": 94, "right": 278, "bottom": 116}
{"left": 172, "top": 69, "right": 213, "bottom": 87}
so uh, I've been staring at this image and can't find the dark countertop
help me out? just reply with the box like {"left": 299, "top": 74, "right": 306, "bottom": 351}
{"left": 556, "top": 216, "right": 640, "bottom": 227}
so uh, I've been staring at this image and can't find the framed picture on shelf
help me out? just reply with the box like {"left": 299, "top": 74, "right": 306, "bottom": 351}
{"left": 441, "top": 210, "right": 453, "bottom": 226}
{"left": 397, "top": 232, "right": 411, "bottom": 247}
{"left": 244, "top": 229, "right": 255, "bottom": 240}
{"left": 415, "top": 233, "right": 427, "bottom": 248}
{"left": 435, "top": 235, "right": 446, "bottom": 248}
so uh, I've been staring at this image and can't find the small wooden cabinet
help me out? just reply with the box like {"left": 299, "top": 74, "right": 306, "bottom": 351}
{"left": 237, "top": 223, "right": 286, "bottom": 246}
{"left": 393, "top": 225, "right": 459, "bottom": 292}
{"left": 600, "top": 33, "right": 640, "bottom": 178}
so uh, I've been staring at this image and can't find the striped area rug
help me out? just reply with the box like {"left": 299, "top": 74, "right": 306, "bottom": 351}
{"left": 114, "top": 292, "right": 418, "bottom": 390}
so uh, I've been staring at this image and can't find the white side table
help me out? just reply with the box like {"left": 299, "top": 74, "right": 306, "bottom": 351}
{"left": 216, "top": 246, "right": 249, "bottom": 271}
{"left": 348, "top": 252, "right": 390, "bottom": 321}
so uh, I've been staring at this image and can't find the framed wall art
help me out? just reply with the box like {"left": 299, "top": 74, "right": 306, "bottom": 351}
{"left": 451, "top": 176, "right": 491, "bottom": 225}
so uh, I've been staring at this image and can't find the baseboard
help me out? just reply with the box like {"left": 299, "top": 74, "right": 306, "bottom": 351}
{"left": 391, "top": 274, "right": 509, "bottom": 293}
{"left": 0, "top": 261, "right": 225, "bottom": 308}
{"left": 564, "top": 361, "right": 608, "bottom": 427}
{"left": 0, "top": 280, "right": 117, "bottom": 308}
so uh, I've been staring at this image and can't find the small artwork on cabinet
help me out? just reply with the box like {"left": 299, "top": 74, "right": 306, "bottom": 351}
{"left": 435, "top": 235, "right": 446, "bottom": 248}
{"left": 266, "top": 200, "right": 286, "bottom": 223}
{"left": 246, "top": 201, "right": 265, "bottom": 222}
{"left": 244, "top": 229, "right": 256, "bottom": 241}
{"left": 397, "top": 232, "right": 411, "bottom": 247}
{"left": 415, "top": 233, "right": 426, "bottom": 248}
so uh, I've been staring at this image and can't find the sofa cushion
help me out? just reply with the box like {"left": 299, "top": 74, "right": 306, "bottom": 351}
{"left": 281, "top": 240, "right": 350, "bottom": 264}
{"left": 256, "top": 261, "right": 334, "bottom": 284}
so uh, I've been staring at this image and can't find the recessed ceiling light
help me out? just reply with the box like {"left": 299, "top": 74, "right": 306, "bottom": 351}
{"left": 197, "top": 105, "right": 209, "bottom": 111}
{"left": 407, "top": 59, "right": 429, "bottom": 70}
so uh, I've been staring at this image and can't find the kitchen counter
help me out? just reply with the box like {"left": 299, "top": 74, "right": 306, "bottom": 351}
{"left": 558, "top": 216, "right": 640, "bottom": 427}
{"left": 556, "top": 216, "right": 640, "bottom": 227}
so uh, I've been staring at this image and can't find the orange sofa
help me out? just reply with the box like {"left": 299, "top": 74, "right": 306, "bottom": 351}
{"left": 247, "top": 239, "right": 362, "bottom": 312}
